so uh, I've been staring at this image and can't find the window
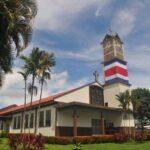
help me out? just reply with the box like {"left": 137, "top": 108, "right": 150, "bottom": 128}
{"left": 90, "top": 85, "right": 104, "bottom": 105}
{"left": 105, "top": 102, "right": 108, "bottom": 107}
{"left": 92, "top": 119, "right": 101, "bottom": 135}
{"left": 25, "top": 114, "right": 29, "bottom": 128}
{"left": 39, "top": 111, "right": 44, "bottom": 127}
{"left": 13, "top": 116, "right": 17, "bottom": 129}
{"left": 45, "top": 110, "right": 51, "bottom": 127}
{"left": 30, "top": 113, "right": 34, "bottom": 128}
{"left": 17, "top": 116, "right": 21, "bottom": 129}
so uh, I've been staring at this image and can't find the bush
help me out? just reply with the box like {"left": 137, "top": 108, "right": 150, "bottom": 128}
{"left": 146, "top": 134, "right": 150, "bottom": 140}
{"left": 8, "top": 133, "right": 45, "bottom": 150}
{"left": 45, "top": 135, "right": 114, "bottom": 145}
{"left": 134, "top": 132, "right": 147, "bottom": 142}
{"left": 45, "top": 136, "right": 72, "bottom": 145}
{"left": 73, "top": 135, "right": 114, "bottom": 144}
{"left": 114, "top": 133, "right": 129, "bottom": 143}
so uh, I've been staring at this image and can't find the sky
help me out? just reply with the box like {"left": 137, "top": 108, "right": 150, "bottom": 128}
{"left": 0, "top": 0, "right": 150, "bottom": 108}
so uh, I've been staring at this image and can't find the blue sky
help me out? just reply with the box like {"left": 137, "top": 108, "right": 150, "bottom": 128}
{"left": 0, "top": 0, "right": 150, "bottom": 108}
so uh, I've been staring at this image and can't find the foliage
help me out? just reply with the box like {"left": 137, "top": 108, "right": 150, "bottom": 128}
{"left": 45, "top": 136, "right": 72, "bottom": 145}
{"left": 114, "top": 132, "right": 147, "bottom": 143}
{"left": 73, "top": 143, "right": 82, "bottom": 150}
{"left": 8, "top": 133, "right": 45, "bottom": 150}
{"left": 0, "top": 0, "right": 37, "bottom": 87}
{"left": 45, "top": 135, "right": 114, "bottom": 145}
{"left": 131, "top": 88, "right": 150, "bottom": 131}
{"left": 134, "top": 132, "right": 147, "bottom": 142}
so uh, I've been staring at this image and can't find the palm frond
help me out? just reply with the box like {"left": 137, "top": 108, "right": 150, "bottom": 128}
{"left": 27, "top": 83, "right": 38, "bottom": 96}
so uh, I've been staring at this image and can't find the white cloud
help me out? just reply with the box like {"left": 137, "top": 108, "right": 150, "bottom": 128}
{"left": 111, "top": 8, "right": 137, "bottom": 37}
{"left": 0, "top": 69, "right": 89, "bottom": 108}
{"left": 125, "top": 44, "right": 150, "bottom": 88}
{"left": 55, "top": 45, "right": 102, "bottom": 62}
{"left": 35, "top": 0, "right": 111, "bottom": 32}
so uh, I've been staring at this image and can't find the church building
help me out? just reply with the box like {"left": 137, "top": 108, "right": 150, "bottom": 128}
{"left": 0, "top": 32, "right": 135, "bottom": 137}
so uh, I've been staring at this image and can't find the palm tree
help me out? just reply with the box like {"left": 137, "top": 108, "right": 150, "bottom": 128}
{"left": 0, "top": 0, "right": 37, "bottom": 87}
{"left": 18, "top": 70, "right": 29, "bottom": 133}
{"left": 37, "top": 52, "right": 55, "bottom": 109}
{"left": 21, "top": 47, "right": 43, "bottom": 132}
{"left": 35, "top": 52, "right": 55, "bottom": 134}
{"left": 116, "top": 90, "right": 131, "bottom": 134}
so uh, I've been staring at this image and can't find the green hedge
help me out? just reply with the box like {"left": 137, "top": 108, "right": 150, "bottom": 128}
{"left": 1, "top": 132, "right": 150, "bottom": 145}
{"left": 45, "top": 135, "right": 114, "bottom": 145}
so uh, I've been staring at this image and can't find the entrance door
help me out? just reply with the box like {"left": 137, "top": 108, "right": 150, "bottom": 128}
{"left": 92, "top": 119, "right": 102, "bottom": 135}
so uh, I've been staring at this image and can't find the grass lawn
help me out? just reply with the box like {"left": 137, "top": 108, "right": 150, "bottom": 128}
{"left": 1, "top": 138, "right": 150, "bottom": 150}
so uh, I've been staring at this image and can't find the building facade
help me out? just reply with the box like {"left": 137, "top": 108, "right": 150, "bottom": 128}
{"left": 0, "top": 33, "right": 135, "bottom": 137}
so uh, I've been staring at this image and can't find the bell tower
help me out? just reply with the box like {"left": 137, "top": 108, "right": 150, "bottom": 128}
{"left": 101, "top": 32, "right": 131, "bottom": 108}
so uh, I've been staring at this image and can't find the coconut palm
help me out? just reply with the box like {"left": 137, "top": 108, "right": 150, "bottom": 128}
{"left": 34, "top": 52, "right": 55, "bottom": 134}
{"left": 21, "top": 47, "right": 44, "bottom": 132}
{"left": 0, "top": 0, "right": 37, "bottom": 87}
{"left": 37, "top": 52, "right": 55, "bottom": 109}
{"left": 18, "top": 70, "right": 29, "bottom": 133}
{"left": 21, "top": 47, "right": 43, "bottom": 107}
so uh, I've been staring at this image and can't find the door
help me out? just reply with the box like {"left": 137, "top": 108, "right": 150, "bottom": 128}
{"left": 92, "top": 119, "right": 102, "bottom": 135}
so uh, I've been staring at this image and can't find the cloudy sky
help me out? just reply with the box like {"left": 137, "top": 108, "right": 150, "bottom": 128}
{"left": 0, "top": 0, "right": 150, "bottom": 108}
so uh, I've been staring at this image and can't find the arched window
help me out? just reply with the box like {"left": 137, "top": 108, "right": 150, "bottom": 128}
{"left": 89, "top": 85, "right": 104, "bottom": 105}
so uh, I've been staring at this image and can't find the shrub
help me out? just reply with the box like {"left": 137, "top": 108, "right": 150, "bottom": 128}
{"left": 8, "top": 133, "right": 45, "bottom": 150}
{"left": 73, "top": 135, "right": 114, "bottom": 144}
{"left": 45, "top": 135, "right": 114, "bottom": 145}
{"left": 45, "top": 136, "right": 72, "bottom": 145}
{"left": 134, "top": 132, "right": 147, "bottom": 142}
{"left": 146, "top": 134, "right": 150, "bottom": 140}
{"left": 114, "top": 133, "right": 129, "bottom": 143}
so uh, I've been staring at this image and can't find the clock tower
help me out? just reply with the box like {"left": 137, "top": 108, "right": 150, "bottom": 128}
{"left": 101, "top": 32, "right": 131, "bottom": 108}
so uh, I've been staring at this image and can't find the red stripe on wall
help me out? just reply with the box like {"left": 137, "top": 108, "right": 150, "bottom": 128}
{"left": 105, "top": 66, "right": 128, "bottom": 77}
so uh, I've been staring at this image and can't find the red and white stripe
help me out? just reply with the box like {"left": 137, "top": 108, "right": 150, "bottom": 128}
{"left": 104, "top": 62, "right": 128, "bottom": 81}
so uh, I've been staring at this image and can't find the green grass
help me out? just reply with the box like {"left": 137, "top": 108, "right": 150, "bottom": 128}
{"left": 1, "top": 138, "right": 150, "bottom": 150}
{"left": 45, "top": 142, "right": 150, "bottom": 150}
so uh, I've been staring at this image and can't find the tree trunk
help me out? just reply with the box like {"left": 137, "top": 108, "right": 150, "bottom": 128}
{"left": 21, "top": 79, "right": 27, "bottom": 133}
{"left": 29, "top": 75, "right": 35, "bottom": 133}
{"left": 141, "top": 120, "right": 144, "bottom": 133}
{"left": 35, "top": 79, "right": 44, "bottom": 134}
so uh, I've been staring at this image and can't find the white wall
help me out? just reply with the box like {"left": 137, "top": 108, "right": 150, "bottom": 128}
{"left": 55, "top": 82, "right": 101, "bottom": 104}
{"left": 57, "top": 108, "right": 135, "bottom": 128}
{"left": 37, "top": 106, "right": 56, "bottom": 136}
{"left": 10, "top": 105, "right": 56, "bottom": 136}
{"left": 104, "top": 83, "right": 133, "bottom": 109}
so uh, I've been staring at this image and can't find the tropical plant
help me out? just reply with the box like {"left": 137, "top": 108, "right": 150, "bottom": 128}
{"left": 0, "top": 0, "right": 37, "bottom": 87}
{"left": 35, "top": 52, "right": 55, "bottom": 133}
{"left": 21, "top": 47, "right": 43, "bottom": 107}
{"left": 73, "top": 143, "right": 82, "bottom": 150}
{"left": 37, "top": 52, "right": 55, "bottom": 108}
{"left": 116, "top": 90, "right": 131, "bottom": 133}
{"left": 21, "top": 47, "right": 44, "bottom": 132}
{"left": 18, "top": 70, "right": 29, "bottom": 133}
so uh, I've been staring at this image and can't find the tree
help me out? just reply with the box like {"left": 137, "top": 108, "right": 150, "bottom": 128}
{"left": 116, "top": 90, "right": 131, "bottom": 133}
{"left": 0, "top": 0, "right": 37, "bottom": 87}
{"left": 18, "top": 69, "right": 29, "bottom": 133}
{"left": 131, "top": 88, "right": 150, "bottom": 132}
{"left": 37, "top": 52, "right": 55, "bottom": 109}
{"left": 36, "top": 52, "right": 55, "bottom": 133}
{"left": 21, "top": 47, "right": 43, "bottom": 132}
